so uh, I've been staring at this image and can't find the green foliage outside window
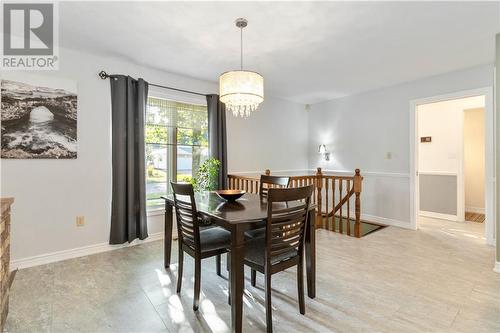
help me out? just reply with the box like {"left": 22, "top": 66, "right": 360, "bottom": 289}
{"left": 145, "top": 97, "right": 209, "bottom": 207}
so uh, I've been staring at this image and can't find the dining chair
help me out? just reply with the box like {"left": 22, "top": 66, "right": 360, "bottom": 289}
{"left": 244, "top": 175, "right": 291, "bottom": 240}
{"left": 244, "top": 185, "right": 314, "bottom": 333}
{"left": 258, "top": 175, "right": 291, "bottom": 198}
{"left": 171, "top": 182, "right": 231, "bottom": 311}
{"left": 243, "top": 175, "right": 293, "bottom": 282}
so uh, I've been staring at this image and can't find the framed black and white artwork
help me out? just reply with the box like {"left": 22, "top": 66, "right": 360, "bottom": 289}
{"left": 1, "top": 78, "right": 77, "bottom": 159}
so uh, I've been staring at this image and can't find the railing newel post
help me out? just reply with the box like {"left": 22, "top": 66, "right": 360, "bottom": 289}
{"left": 354, "top": 168, "right": 362, "bottom": 238}
{"left": 316, "top": 167, "right": 323, "bottom": 229}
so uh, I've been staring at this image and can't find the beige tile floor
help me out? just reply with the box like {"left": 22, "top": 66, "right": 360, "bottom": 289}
{"left": 6, "top": 217, "right": 500, "bottom": 333}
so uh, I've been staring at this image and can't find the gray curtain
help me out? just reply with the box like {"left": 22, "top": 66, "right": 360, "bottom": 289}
{"left": 207, "top": 94, "right": 228, "bottom": 189}
{"left": 109, "top": 75, "right": 149, "bottom": 244}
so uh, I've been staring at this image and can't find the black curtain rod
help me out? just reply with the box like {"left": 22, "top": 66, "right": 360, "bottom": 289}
{"left": 98, "top": 70, "right": 209, "bottom": 97}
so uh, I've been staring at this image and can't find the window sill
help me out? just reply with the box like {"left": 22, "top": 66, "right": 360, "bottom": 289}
{"left": 147, "top": 207, "right": 164, "bottom": 217}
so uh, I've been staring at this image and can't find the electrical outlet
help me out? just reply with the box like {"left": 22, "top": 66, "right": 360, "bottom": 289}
{"left": 76, "top": 216, "right": 85, "bottom": 227}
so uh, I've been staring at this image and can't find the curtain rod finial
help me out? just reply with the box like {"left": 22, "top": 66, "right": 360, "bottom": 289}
{"left": 99, "top": 71, "right": 108, "bottom": 80}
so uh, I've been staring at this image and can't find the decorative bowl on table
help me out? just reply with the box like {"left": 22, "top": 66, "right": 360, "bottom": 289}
{"left": 214, "top": 190, "right": 246, "bottom": 201}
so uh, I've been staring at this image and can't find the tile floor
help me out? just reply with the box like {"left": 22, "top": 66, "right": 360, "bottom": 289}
{"left": 6, "top": 217, "right": 500, "bottom": 332}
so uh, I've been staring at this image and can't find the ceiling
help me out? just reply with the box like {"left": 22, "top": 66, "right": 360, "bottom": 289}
{"left": 60, "top": 1, "right": 499, "bottom": 104}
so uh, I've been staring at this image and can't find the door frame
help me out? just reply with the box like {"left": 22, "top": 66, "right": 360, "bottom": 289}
{"left": 409, "top": 87, "right": 495, "bottom": 245}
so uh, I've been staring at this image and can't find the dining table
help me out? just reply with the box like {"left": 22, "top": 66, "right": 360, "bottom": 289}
{"left": 162, "top": 192, "right": 316, "bottom": 333}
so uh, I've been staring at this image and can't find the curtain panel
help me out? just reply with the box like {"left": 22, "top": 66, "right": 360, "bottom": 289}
{"left": 109, "top": 75, "right": 149, "bottom": 244}
{"left": 206, "top": 94, "right": 228, "bottom": 190}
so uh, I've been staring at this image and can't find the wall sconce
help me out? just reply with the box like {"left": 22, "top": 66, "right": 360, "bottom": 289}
{"left": 318, "top": 144, "right": 330, "bottom": 161}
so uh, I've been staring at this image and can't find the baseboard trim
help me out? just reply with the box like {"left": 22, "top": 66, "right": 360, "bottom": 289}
{"left": 494, "top": 261, "right": 500, "bottom": 274}
{"left": 419, "top": 210, "right": 458, "bottom": 222}
{"left": 465, "top": 206, "right": 485, "bottom": 214}
{"left": 358, "top": 212, "right": 412, "bottom": 229}
{"left": 11, "top": 232, "right": 165, "bottom": 270}
{"left": 319, "top": 210, "right": 411, "bottom": 230}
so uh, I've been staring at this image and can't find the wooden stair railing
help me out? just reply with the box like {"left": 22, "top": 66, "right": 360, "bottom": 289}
{"left": 227, "top": 168, "right": 363, "bottom": 237}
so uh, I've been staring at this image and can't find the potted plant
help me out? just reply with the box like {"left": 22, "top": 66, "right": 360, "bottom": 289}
{"left": 191, "top": 157, "right": 221, "bottom": 192}
{"left": 190, "top": 158, "right": 220, "bottom": 226}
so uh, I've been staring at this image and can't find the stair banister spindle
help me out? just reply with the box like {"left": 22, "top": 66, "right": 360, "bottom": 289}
{"left": 325, "top": 177, "right": 330, "bottom": 230}
{"left": 347, "top": 179, "right": 351, "bottom": 235}
{"left": 339, "top": 179, "right": 343, "bottom": 234}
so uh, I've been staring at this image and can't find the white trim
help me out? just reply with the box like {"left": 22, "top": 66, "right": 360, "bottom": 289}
{"left": 419, "top": 210, "right": 459, "bottom": 222}
{"left": 229, "top": 169, "right": 410, "bottom": 178}
{"left": 312, "top": 169, "right": 410, "bottom": 178}
{"left": 11, "top": 232, "right": 165, "bottom": 270}
{"left": 418, "top": 171, "right": 458, "bottom": 176}
{"left": 410, "top": 87, "right": 495, "bottom": 246}
{"left": 494, "top": 262, "right": 500, "bottom": 274}
{"left": 465, "top": 206, "right": 485, "bottom": 214}
{"left": 315, "top": 210, "right": 410, "bottom": 229}
{"left": 228, "top": 169, "right": 311, "bottom": 175}
{"left": 483, "top": 86, "right": 495, "bottom": 246}
{"left": 147, "top": 207, "right": 164, "bottom": 217}
{"left": 319, "top": 209, "right": 411, "bottom": 229}
{"left": 458, "top": 108, "right": 466, "bottom": 222}
{"left": 355, "top": 212, "right": 411, "bottom": 229}
{"left": 410, "top": 97, "right": 418, "bottom": 231}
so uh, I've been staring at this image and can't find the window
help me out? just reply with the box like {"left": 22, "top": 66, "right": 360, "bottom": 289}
{"left": 145, "top": 96, "right": 209, "bottom": 208}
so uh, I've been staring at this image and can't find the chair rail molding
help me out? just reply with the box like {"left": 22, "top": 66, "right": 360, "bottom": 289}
{"left": 311, "top": 169, "right": 410, "bottom": 178}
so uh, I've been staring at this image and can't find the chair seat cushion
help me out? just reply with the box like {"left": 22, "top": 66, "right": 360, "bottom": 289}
{"left": 244, "top": 237, "right": 298, "bottom": 267}
{"left": 244, "top": 220, "right": 266, "bottom": 239}
{"left": 244, "top": 227, "right": 266, "bottom": 239}
{"left": 199, "top": 226, "right": 231, "bottom": 252}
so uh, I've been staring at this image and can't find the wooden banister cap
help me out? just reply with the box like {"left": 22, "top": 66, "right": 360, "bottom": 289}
{"left": 265, "top": 169, "right": 271, "bottom": 175}
{"left": 355, "top": 169, "right": 360, "bottom": 176}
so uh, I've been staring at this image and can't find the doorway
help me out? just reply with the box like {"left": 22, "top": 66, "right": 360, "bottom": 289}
{"left": 410, "top": 88, "right": 495, "bottom": 245}
{"left": 464, "top": 108, "right": 486, "bottom": 223}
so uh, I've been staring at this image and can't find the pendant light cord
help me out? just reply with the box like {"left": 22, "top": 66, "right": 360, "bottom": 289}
{"left": 240, "top": 26, "right": 243, "bottom": 70}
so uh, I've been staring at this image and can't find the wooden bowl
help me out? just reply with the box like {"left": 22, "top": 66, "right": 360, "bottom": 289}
{"left": 215, "top": 190, "right": 246, "bottom": 201}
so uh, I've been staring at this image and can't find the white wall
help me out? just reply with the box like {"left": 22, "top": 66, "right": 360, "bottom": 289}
{"left": 418, "top": 96, "right": 485, "bottom": 173}
{"left": 307, "top": 65, "right": 493, "bottom": 227}
{"left": 464, "top": 108, "right": 486, "bottom": 212}
{"left": 227, "top": 97, "right": 308, "bottom": 173}
{"left": 1, "top": 46, "right": 306, "bottom": 263}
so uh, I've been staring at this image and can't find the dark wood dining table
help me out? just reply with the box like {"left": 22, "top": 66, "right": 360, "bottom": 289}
{"left": 162, "top": 192, "right": 316, "bottom": 333}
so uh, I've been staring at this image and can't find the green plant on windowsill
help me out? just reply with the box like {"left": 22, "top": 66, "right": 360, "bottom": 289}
{"left": 190, "top": 157, "right": 221, "bottom": 192}
{"left": 188, "top": 157, "right": 220, "bottom": 226}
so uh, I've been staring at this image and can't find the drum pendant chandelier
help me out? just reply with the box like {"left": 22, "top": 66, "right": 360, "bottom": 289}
{"left": 219, "top": 18, "right": 264, "bottom": 118}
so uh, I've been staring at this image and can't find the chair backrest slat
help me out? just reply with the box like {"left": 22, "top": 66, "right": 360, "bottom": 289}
{"left": 171, "top": 182, "right": 201, "bottom": 251}
{"left": 266, "top": 185, "right": 314, "bottom": 266}
{"left": 259, "top": 175, "right": 290, "bottom": 198}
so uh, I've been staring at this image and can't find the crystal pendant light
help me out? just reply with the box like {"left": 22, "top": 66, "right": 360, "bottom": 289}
{"left": 219, "top": 18, "right": 264, "bottom": 118}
